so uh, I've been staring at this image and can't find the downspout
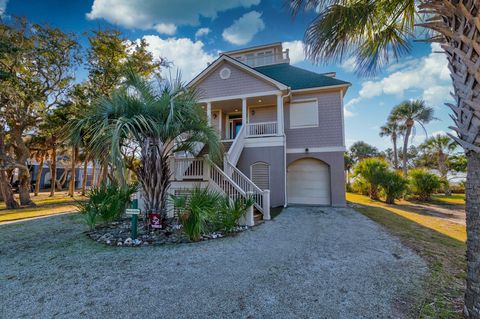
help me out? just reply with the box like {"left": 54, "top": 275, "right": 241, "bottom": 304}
{"left": 282, "top": 88, "right": 291, "bottom": 208}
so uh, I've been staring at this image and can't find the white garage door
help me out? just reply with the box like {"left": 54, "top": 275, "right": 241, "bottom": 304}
{"left": 287, "top": 158, "right": 331, "bottom": 205}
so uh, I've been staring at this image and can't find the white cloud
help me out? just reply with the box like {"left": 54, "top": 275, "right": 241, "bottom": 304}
{"left": 282, "top": 40, "right": 305, "bottom": 64}
{"left": 340, "top": 57, "right": 356, "bottom": 72}
{"left": 141, "top": 35, "right": 215, "bottom": 82}
{"left": 195, "top": 27, "right": 211, "bottom": 39}
{"left": 0, "top": 0, "right": 7, "bottom": 15}
{"left": 154, "top": 23, "right": 177, "bottom": 35}
{"left": 222, "top": 11, "right": 265, "bottom": 45}
{"left": 87, "top": 0, "right": 260, "bottom": 33}
{"left": 347, "top": 43, "right": 452, "bottom": 108}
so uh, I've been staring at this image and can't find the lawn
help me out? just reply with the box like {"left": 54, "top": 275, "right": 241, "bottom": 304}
{"left": 347, "top": 192, "right": 466, "bottom": 319}
{"left": 0, "top": 191, "right": 86, "bottom": 223}
{"left": 432, "top": 193, "right": 466, "bottom": 205}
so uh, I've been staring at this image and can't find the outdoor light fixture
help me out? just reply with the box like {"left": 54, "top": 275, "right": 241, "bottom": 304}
{"left": 213, "top": 113, "right": 217, "bottom": 119}
{"left": 305, "top": 148, "right": 309, "bottom": 153}
{"left": 234, "top": 108, "right": 239, "bottom": 112}
{"left": 258, "top": 99, "right": 262, "bottom": 103}
{"left": 251, "top": 110, "right": 255, "bottom": 116}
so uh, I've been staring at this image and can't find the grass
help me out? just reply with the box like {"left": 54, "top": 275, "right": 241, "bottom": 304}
{"left": 0, "top": 191, "right": 86, "bottom": 223}
{"left": 347, "top": 192, "right": 466, "bottom": 319}
{"left": 431, "top": 194, "right": 466, "bottom": 205}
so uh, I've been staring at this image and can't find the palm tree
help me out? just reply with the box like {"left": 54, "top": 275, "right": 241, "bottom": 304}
{"left": 389, "top": 100, "right": 435, "bottom": 176}
{"left": 69, "top": 71, "right": 221, "bottom": 223}
{"left": 379, "top": 120, "right": 404, "bottom": 169}
{"left": 420, "top": 134, "right": 457, "bottom": 194}
{"left": 289, "top": 1, "right": 480, "bottom": 317}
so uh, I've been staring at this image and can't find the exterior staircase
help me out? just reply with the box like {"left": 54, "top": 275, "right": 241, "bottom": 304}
{"left": 170, "top": 125, "right": 271, "bottom": 226}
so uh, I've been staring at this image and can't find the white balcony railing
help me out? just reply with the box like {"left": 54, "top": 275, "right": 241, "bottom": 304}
{"left": 173, "top": 157, "right": 205, "bottom": 180}
{"left": 246, "top": 121, "right": 278, "bottom": 137}
{"left": 233, "top": 50, "right": 290, "bottom": 68}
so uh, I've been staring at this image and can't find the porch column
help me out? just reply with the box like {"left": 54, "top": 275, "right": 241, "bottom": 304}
{"left": 242, "top": 98, "right": 247, "bottom": 126}
{"left": 207, "top": 102, "right": 212, "bottom": 125}
{"left": 276, "top": 93, "right": 284, "bottom": 135}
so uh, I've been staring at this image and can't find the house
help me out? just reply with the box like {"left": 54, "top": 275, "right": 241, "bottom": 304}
{"left": 168, "top": 42, "right": 350, "bottom": 225}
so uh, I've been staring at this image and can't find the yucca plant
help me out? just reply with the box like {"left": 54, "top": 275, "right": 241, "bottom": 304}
{"left": 171, "top": 186, "right": 222, "bottom": 241}
{"left": 212, "top": 196, "right": 255, "bottom": 233}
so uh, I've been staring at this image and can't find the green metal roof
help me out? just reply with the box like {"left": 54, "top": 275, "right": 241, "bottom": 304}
{"left": 254, "top": 63, "right": 350, "bottom": 90}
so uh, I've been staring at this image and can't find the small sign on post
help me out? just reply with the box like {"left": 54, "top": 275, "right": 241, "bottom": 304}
{"left": 126, "top": 208, "right": 141, "bottom": 216}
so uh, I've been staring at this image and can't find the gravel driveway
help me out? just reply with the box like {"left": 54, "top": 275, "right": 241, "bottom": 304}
{"left": 0, "top": 206, "right": 427, "bottom": 319}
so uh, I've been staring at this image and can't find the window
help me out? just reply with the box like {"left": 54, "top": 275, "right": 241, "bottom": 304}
{"left": 250, "top": 162, "right": 270, "bottom": 190}
{"left": 289, "top": 99, "right": 319, "bottom": 129}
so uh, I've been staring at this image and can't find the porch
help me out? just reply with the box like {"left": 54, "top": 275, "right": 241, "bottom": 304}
{"left": 202, "top": 92, "right": 285, "bottom": 141}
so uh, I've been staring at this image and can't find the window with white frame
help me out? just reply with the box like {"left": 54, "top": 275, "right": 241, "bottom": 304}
{"left": 250, "top": 162, "right": 270, "bottom": 190}
{"left": 289, "top": 99, "right": 319, "bottom": 129}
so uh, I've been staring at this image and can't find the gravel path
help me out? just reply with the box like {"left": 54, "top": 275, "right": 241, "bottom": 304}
{"left": 0, "top": 207, "right": 427, "bottom": 319}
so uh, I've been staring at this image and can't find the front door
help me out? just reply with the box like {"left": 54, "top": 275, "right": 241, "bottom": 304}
{"left": 229, "top": 118, "right": 242, "bottom": 139}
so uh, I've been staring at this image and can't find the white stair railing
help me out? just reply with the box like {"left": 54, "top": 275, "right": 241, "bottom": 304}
{"left": 246, "top": 121, "right": 278, "bottom": 137}
{"left": 173, "top": 157, "right": 205, "bottom": 180}
{"left": 225, "top": 124, "right": 246, "bottom": 167}
{"left": 225, "top": 161, "right": 270, "bottom": 220}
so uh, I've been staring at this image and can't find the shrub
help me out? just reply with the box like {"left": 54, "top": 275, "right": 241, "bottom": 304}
{"left": 408, "top": 169, "right": 442, "bottom": 201}
{"left": 171, "top": 186, "right": 221, "bottom": 241}
{"left": 379, "top": 171, "right": 408, "bottom": 204}
{"left": 354, "top": 158, "right": 389, "bottom": 200}
{"left": 79, "top": 183, "right": 137, "bottom": 229}
{"left": 210, "top": 196, "right": 255, "bottom": 233}
{"left": 351, "top": 176, "right": 370, "bottom": 195}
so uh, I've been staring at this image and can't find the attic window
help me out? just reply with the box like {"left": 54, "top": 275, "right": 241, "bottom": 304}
{"left": 219, "top": 67, "right": 231, "bottom": 79}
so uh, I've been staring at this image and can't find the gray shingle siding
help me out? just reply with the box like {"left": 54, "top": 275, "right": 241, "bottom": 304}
{"left": 195, "top": 61, "right": 277, "bottom": 100}
{"left": 285, "top": 91, "right": 344, "bottom": 149}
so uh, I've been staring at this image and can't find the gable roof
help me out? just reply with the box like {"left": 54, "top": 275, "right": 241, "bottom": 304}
{"left": 187, "top": 55, "right": 288, "bottom": 90}
{"left": 254, "top": 63, "right": 351, "bottom": 90}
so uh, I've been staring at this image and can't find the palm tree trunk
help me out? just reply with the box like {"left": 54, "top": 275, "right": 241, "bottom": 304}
{"left": 68, "top": 147, "right": 76, "bottom": 197}
{"left": 465, "top": 151, "right": 480, "bottom": 319}
{"left": 402, "top": 125, "right": 412, "bottom": 176}
{"left": 90, "top": 161, "right": 96, "bottom": 189}
{"left": 392, "top": 134, "right": 399, "bottom": 169}
{"left": 81, "top": 159, "right": 88, "bottom": 196}
{"left": 50, "top": 147, "right": 57, "bottom": 197}
{"left": 34, "top": 156, "right": 44, "bottom": 196}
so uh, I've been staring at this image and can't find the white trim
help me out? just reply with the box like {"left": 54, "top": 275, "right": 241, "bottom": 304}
{"left": 291, "top": 84, "right": 351, "bottom": 94}
{"left": 244, "top": 136, "right": 284, "bottom": 148}
{"left": 188, "top": 55, "right": 288, "bottom": 90}
{"left": 286, "top": 146, "right": 346, "bottom": 153}
{"left": 223, "top": 42, "right": 282, "bottom": 55}
{"left": 198, "top": 90, "right": 281, "bottom": 104}
{"left": 339, "top": 91, "right": 346, "bottom": 147}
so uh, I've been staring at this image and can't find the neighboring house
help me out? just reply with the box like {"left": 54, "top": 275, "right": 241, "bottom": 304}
{"left": 167, "top": 42, "right": 351, "bottom": 225}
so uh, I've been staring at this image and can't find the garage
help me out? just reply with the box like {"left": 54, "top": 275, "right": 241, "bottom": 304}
{"left": 287, "top": 158, "right": 331, "bottom": 205}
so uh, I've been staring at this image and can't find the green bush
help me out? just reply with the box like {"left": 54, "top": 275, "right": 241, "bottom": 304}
{"left": 408, "top": 169, "right": 442, "bottom": 201}
{"left": 79, "top": 183, "right": 137, "bottom": 230}
{"left": 354, "top": 158, "right": 389, "bottom": 200}
{"left": 171, "top": 186, "right": 254, "bottom": 240}
{"left": 210, "top": 196, "right": 255, "bottom": 233}
{"left": 379, "top": 171, "right": 408, "bottom": 204}
{"left": 171, "top": 186, "right": 221, "bottom": 241}
{"left": 351, "top": 176, "right": 370, "bottom": 195}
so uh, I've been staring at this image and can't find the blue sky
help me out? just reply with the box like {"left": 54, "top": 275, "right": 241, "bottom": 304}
{"left": 2, "top": 0, "right": 453, "bottom": 151}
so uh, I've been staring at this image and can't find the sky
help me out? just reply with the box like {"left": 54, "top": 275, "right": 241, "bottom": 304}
{"left": 1, "top": 0, "right": 454, "bottom": 151}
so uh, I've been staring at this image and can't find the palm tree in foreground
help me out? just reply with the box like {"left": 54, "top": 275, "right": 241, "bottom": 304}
{"left": 389, "top": 100, "right": 435, "bottom": 175}
{"left": 379, "top": 119, "right": 404, "bottom": 169}
{"left": 290, "top": 1, "right": 480, "bottom": 317}
{"left": 420, "top": 134, "right": 457, "bottom": 194}
{"left": 69, "top": 72, "right": 221, "bottom": 223}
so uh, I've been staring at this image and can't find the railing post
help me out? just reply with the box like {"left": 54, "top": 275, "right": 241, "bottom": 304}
{"left": 262, "top": 189, "right": 271, "bottom": 220}
{"left": 246, "top": 191, "right": 255, "bottom": 226}
{"left": 203, "top": 155, "right": 210, "bottom": 181}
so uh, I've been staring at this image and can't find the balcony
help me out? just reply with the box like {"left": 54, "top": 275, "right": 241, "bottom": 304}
{"left": 233, "top": 50, "right": 290, "bottom": 68}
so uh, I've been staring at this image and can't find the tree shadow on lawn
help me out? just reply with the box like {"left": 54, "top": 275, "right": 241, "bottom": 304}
{"left": 351, "top": 200, "right": 466, "bottom": 319}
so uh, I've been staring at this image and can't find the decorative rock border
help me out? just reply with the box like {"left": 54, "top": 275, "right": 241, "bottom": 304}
{"left": 86, "top": 218, "right": 249, "bottom": 247}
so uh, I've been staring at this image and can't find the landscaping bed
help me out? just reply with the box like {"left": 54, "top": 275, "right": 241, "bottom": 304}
{"left": 86, "top": 217, "right": 248, "bottom": 247}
